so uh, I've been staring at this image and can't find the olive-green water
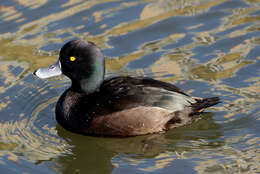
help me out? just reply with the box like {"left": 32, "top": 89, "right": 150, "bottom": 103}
{"left": 0, "top": 0, "right": 259, "bottom": 173}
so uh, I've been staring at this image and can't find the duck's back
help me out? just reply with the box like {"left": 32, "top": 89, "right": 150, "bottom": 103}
{"left": 97, "top": 76, "right": 195, "bottom": 114}
{"left": 56, "top": 76, "right": 219, "bottom": 136}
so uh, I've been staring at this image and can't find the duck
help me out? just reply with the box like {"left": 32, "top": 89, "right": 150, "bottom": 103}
{"left": 34, "top": 40, "right": 220, "bottom": 137}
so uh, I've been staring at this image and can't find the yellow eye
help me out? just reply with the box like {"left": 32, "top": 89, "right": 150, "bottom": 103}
{"left": 70, "top": 56, "right": 76, "bottom": 61}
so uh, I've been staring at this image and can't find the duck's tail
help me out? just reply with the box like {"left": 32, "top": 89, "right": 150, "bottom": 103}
{"left": 165, "top": 97, "right": 220, "bottom": 130}
{"left": 191, "top": 97, "right": 220, "bottom": 112}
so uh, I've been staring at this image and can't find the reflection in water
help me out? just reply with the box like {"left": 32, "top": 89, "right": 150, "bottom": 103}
{"left": 55, "top": 125, "right": 115, "bottom": 174}
{"left": 0, "top": 0, "right": 260, "bottom": 173}
{"left": 55, "top": 114, "right": 222, "bottom": 174}
{"left": 0, "top": 73, "right": 70, "bottom": 163}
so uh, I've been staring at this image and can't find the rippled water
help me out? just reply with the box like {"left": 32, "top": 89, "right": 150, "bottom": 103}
{"left": 0, "top": 0, "right": 259, "bottom": 173}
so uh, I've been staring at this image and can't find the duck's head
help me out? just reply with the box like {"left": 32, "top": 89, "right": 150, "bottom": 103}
{"left": 34, "top": 40, "right": 105, "bottom": 93}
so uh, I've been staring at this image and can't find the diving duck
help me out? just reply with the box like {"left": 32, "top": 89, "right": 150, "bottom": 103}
{"left": 34, "top": 40, "right": 220, "bottom": 137}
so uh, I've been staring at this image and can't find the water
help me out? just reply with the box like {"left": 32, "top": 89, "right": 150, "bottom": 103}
{"left": 0, "top": 0, "right": 259, "bottom": 173}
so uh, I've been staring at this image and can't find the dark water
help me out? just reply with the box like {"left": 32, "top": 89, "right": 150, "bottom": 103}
{"left": 0, "top": 0, "right": 260, "bottom": 173}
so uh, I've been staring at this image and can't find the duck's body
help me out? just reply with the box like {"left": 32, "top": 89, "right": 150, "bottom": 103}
{"left": 34, "top": 40, "right": 220, "bottom": 137}
{"left": 56, "top": 76, "right": 218, "bottom": 136}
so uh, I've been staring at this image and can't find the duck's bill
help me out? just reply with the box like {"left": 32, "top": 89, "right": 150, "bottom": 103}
{"left": 33, "top": 61, "right": 62, "bottom": 79}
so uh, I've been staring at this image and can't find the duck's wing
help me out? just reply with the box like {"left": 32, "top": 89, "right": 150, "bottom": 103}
{"left": 101, "top": 76, "right": 189, "bottom": 96}
{"left": 97, "top": 76, "right": 196, "bottom": 114}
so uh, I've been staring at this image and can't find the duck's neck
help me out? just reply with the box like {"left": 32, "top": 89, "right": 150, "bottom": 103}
{"left": 71, "top": 59, "right": 105, "bottom": 94}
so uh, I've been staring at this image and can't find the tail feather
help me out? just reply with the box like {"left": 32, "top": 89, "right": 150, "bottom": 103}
{"left": 191, "top": 97, "right": 220, "bottom": 112}
{"left": 166, "top": 97, "right": 220, "bottom": 130}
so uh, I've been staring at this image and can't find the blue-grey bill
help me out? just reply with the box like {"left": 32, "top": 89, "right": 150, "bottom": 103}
{"left": 34, "top": 61, "right": 62, "bottom": 79}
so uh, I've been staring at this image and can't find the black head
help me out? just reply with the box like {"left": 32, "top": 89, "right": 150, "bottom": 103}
{"left": 34, "top": 40, "right": 105, "bottom": 93}
{"left": 59, "top": 40, "right": 104, "bottom": 82}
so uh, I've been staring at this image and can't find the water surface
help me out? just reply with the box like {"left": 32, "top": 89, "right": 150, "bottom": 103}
{"left": 0, "top": 0, "right": 260, "bottom": 173}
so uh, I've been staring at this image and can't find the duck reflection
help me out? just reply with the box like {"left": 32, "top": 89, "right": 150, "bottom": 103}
{"left": 54, "top": 113, "right": 222, "bottom": 174}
